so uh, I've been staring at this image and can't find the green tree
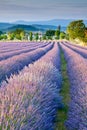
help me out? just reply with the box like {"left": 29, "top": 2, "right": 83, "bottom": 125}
{"left": 14, "top": 29, "right": 25, "bottom": 40}
{"left": 15, "top": 34, "right": 21, "bottom": 40}
{"left": 35, "top": 33, "right": 39, "bottom": 41}
{"left": 47, "top": 36, "right": 52, "bottom": 40}
{"left": 0, "top": 34, "right": 7, "bottom": 40}
{"left": 14, "top": 29, "right": 25, "bottom": 35}
{"left": 65, "top": 34, "right": 69, "bottom": 40}
{"left": 60, "top": 32, "right": 66, "bottom": 39}
{"left": 8, "top": 29, "right": 25, "bottom": 40}
{"left": 58, "top": 25, "right": 61, "bottom": 32}
{"left": 46, "top": 30, "right": 55, "bottom": 37}
{"left": 30, "top": 32, "right": 33, "bottom": 41}
{"left": 55, "top": 30, "right": 60, "bottom": 39}
{"left": 67, "top": 20, "right": 85, "bottom": 40}
{"left": 0, "top": 35, "right": 3, "bottom": 40}
{"left": 20, "top": 31, "right": 25, "bottom": 40}
{"left": 8, "top": 32, "right": 15, "bottom": 40}
{"left": 2, "top": 35, "right": 7, "bottom": 40}
{"left": 42, "top": 35, "right": 47, "bottom": 40}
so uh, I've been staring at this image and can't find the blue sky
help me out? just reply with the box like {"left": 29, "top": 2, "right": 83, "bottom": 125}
{"left": 0, "top": 0, "right": 87, "bottom": 22}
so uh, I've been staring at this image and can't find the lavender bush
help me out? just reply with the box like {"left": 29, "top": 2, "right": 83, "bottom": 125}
{"left": 65, "top": 41, "right": 87, "bottom": 50}
{"left": 0, "top": 41, "right": 46, "bottom": 51}
{"left": 0, "top": 42, "right": 50, "bottom": 54}
{"left": 0, "top": 42, "right": 35, "bottom": 52}
{"left": 0, "top": 42, "right": 53, "bottom": 85}
{"left": 60, "top": 42, "right": 87, "bottom": 130}
{"left": 0, "top": 42, "right": 62, "bottom": 130}
{"left": 63, "top": 41, "right": 87, "bottom": 59}
{"left": 41, "top": 42, "right": 61, "bottom": 69}
{"left": 0, "top": 42, "right": 49, "bottom": 61}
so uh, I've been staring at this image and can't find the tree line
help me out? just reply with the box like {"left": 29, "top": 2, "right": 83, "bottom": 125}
{"left": 0, "top": 20, "right": 87, "bottom": 45}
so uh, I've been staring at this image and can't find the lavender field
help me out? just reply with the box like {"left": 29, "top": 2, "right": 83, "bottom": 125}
{"left": 0, "top": 41, "right": 87, "bottom": 130}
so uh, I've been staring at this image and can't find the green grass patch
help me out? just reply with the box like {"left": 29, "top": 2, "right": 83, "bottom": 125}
{"left": 55, "top": 46, "right": 70, "bottom": 130}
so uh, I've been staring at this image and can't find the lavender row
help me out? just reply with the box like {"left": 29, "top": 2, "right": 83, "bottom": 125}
{"left": 0, "top": 42, "right": 48, "bottom": 53}
{"left": 0, "top": 41, "right": 43, "bottom": 49}
{"left": 0, "top": 41, "right": 34, "bottom": 51}
{"left": 0, "top": 43, "right": 62, "bottom": 130}
{"left": 60, "top": 42, "right": 87, "bottom": 130}
{"left": 0, "top": 42, "right": 53, "bottom": 85}
{"left": 66, "top": 41, "right": 87, "bottom": 50}
{"left": 62, "top": 41, "right": 87, "bottom": 59}
{"left": 41, "top": 42, "right": 61, "bottom": 70}
{"left": 0, "top": 42, "right": 49, "bottom": 61}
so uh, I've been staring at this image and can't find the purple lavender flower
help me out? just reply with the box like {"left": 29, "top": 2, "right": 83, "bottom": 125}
{"left": 60, "top": 42, "right": 87, "bottom": 130}
{"left": 0, "top": 42, "right": 62, "bottom": 130}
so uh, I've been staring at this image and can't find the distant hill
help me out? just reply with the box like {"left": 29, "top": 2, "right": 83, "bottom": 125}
{"left": 0, "top": 23, "right": 13, "bottom": 30}
{"left": 13, "top": 19, "right": 72, "bottom": 26}
{"left": 0, "top": 23, "right": 66, "bottom": 33}
{"left": 3, "top": 24, "right": 45, "bottom": 32}
{"left": 32, "top": 24, "right": 57, "bottom": 30}
{"left": 0, "top": 23, "right": 58, "bottom": 32}
{"left": 14, "top": 19, "right": 87, "bottom": 26}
